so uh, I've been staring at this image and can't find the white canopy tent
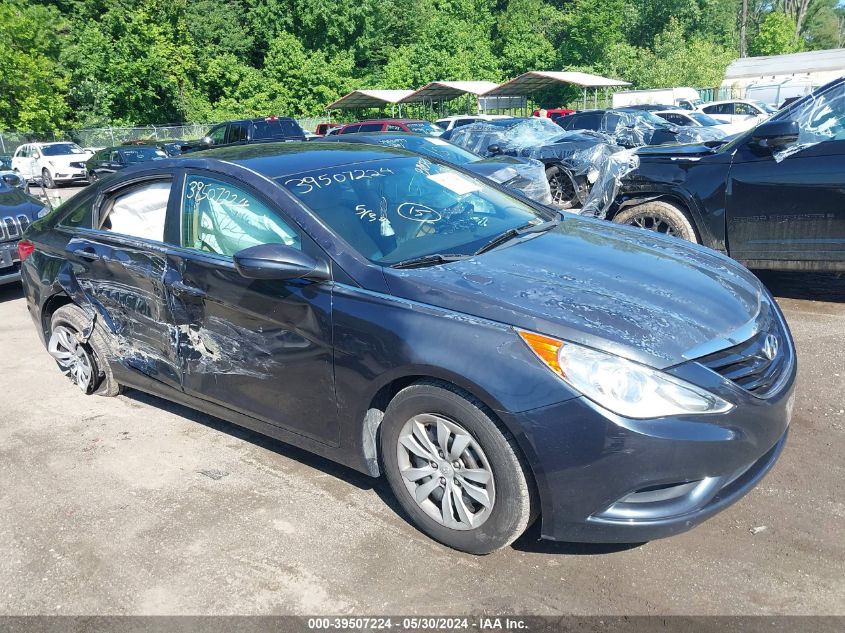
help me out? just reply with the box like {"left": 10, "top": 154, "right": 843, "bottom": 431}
{"left": 483, "top": 71, "right": 631, "bottom": 108}
{"left": 325, "top": 90, "right": 415, "bottom": 116}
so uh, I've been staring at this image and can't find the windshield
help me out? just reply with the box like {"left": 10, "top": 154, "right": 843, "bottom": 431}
{"left": 122, "top": 147, "right": 167, "bottom": 162}
{"left": 630, "top": 110, "right": 672, "bottom": 128}
{"left": 405, "top": 121, "right": 443, "bottom": 136}
{"left": 369, "top": 136, "right": 479, "bottom": 165}
{"left": 279, "top": 157, "right": 552, "bottom": 265}
{"left": 41, "top": 143, "right": 86, "bottom": 156}
{"left": 751, "top": 100, "right": 778, "bottom": 114}
{"left": 688, "top": 112, "right": 722, "bottom": 126}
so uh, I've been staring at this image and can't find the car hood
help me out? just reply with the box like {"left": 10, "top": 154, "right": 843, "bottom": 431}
{"left": 0, "top": 185, "right": 44, "bottom": 223}
{"left": 383, "top": 217, "right": 764, "bottom": 369}
{"left": 44, "top": 153, "right": 90, "bottom": 165}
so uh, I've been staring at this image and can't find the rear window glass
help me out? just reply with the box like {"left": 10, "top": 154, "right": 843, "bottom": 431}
{"left": 252, "top": 119, "right": 305, "bottom": 139}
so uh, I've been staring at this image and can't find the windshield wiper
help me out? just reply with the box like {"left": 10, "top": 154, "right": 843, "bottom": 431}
{"left": 391, "top": 253, "right": 469, "bottom": 269}
{"left": 474, "top": 217, "right": 561, "bottom": 256}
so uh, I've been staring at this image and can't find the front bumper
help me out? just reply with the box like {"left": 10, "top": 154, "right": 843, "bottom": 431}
{"left": 505, "top": 351, "right": 795, "bottom": 543}
{"left": 0, "top": 240, "right": 21, "bottom": 285}
{"left": 53, "top": 169, "right": 88, "bottom": 182}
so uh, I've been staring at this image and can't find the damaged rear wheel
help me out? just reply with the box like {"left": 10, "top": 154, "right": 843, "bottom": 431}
{"left": 49, "top": 304, "right": 121, "bottom": 396}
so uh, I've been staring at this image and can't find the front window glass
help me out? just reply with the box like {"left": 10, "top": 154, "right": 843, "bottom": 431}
{"left": 41, "top": 143, "right": 86, "bottom": 156}
{"left": 279, "top": 157, "right": 551, "bottom": 265}
{"left": 181, "top": 175, "right": 300, "bottom": 256}
{"left": 405, "top": 121, "right": 442, "bottom": 136}
{"left": 779, "top": 82, "right": 845, "bottom": 143}
{"left": 208, "top": 126, "right": 226, "bottom": 145}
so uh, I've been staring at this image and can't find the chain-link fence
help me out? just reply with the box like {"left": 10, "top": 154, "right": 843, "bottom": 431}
{"left": 1, "top": 117, "right": 330, "bottom": 155}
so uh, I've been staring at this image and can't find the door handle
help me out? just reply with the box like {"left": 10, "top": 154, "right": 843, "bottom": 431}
{"left": 66, "top": 239, "right": 100, "bottom": 260}
{"left": 167, "top": 279, "right": 206, "bottom": 298}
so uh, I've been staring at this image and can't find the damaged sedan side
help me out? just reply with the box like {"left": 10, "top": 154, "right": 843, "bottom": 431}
{"left": 20, "top": 142, "right": 794, "bottom": 554}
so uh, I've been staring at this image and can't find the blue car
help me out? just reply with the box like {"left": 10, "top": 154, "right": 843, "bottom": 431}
{"left": 19, "top": 142, "right": 794, "bottom": 554}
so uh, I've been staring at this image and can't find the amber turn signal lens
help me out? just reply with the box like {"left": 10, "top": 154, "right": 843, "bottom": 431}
{"left": 518, "top": 330, "right": 564, "bottom": 376}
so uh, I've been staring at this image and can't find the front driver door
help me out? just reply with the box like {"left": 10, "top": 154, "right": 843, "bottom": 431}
{"left": 726, "top": 81, "right": 845, "bottom": 268}
{"left": 166, "top": 171, "right": 339, "bottom": 445}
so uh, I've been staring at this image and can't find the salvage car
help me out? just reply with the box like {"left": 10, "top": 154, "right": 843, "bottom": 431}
{"left": 315, "top": 132, "right": 551, "bottom": 204}
{"left": 558, "top": 109, "right": 726, "bottom": 147}
{"left": 443, "top": 117, "right": 623, "bottom": 209}
{"left": 20, "top": 142, "right": 794, "bottom": 554}
{"left": 1, "top": 176, "right": 46, "bottom": 285}
{"left": 86, "top": 145, "right": 168, "bottom": 181}
{"left": 610, "top": 76, "right": 845, "bottom": 272}
{"left": 11, "top": 142, "right": 92, "bottom": 188}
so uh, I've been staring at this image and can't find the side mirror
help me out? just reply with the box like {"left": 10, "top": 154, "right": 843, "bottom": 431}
{"left": 751, "top": 119, "right": 799, "bottom": 149}
{"left": 487, "top": 144, "right": 501, "bottom": 155}
{"left": 201, "top": 136, "right": 212, "bottom": 146}
{"left": 233, "top": 243, "right": 330, "bottom": 281}
{"left": 2, "top": 173, "right": 22, "bottom": 188}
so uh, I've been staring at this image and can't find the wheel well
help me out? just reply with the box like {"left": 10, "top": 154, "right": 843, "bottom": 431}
{"left": 360, "top": 376, "right": 534, "bottom": 485}
{"left": 609, "top": 193, "right": 700, "bottom": 239}
{"left": 40, "top": 293, "right": 73, "bottom": 337}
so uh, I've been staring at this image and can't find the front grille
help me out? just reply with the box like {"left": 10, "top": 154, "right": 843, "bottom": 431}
{"left": 0, "top": 215, "right": 30, "bottom": 242}
{"left": 697, "top": 304, "right": 789, "bottom": 398}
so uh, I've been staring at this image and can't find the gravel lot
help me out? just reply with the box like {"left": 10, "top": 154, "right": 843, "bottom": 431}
{"left": 1, "top": 185, "right": 843, "bottom": 616}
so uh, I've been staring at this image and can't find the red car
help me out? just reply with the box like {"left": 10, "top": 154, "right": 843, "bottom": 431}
{"left": 532, "top": 108, "right": 576, "bottom": 119}
{"left": 315, "top": 122, "right": 342, "bottom": 136}
{"left": 335, "top": 119, "right": 443, "bottom": 136}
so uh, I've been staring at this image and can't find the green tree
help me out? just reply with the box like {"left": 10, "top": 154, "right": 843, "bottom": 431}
{"left": 0, "top": 1, "right": 68, "bottom": 134}
{"left": 749, "top": 11, "right": 804, "bottom": 55}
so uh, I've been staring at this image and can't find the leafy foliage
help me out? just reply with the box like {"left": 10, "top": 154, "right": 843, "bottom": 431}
{"left": 1, "top": 0, "right": 843, "bottom": 132}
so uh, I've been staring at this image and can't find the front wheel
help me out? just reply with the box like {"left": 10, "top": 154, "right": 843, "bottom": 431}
{"left": 545, "top": 164, "right": 580, "bottom": 209}
{"left": 380, "top": 381, "right": 537, "bottom": 554}
{"left": 41, "top": 168, "right": 55, "bottom": 189}
{"left": 612, "top": 199, "right": 698, "bottom": 243}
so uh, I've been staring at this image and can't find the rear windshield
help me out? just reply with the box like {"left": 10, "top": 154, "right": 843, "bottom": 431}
{"left": 252, "top": 119, "right": 305, "bottom": 139}
{"left": 405, "top": 121, "right": 443, "bottom": 136}
{"left": 42, "top": 143, "right": 87, "bottom": 156}
{"left": 371, "top": 136, "right": 479, "bottom": 166}
{"left": 122, "top": 147, "right": 167, "bottom": 162}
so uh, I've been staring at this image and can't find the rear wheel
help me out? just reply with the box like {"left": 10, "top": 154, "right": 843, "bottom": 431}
{"left": 48, "top": 304, "right": 121, "bottom": 396}
{"left": 613, "top": 199, "right": 698, "bottom": 243}
{"left": 380, "top": 381, "right": 537, "bottom": 554}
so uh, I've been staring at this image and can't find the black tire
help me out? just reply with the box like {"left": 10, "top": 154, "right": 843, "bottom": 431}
{"left": 41, "top": 168, "right": 55, "bottom": 189}
{"left": 545, "top": 164, "right": 579, "bottom": 209}
{"left": 380, "top": 380, "right": 537, "bottom": 554}
{"left": 612, "top": 199, "right": 698, "bottom": 243}
{"left": 88, "top": 171, "right": 98, "bottom": 182}
{"left": 50, "top": 304, "right": 121, "bottom": 396}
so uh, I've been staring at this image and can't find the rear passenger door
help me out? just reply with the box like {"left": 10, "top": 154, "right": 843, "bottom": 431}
{"left": 165, "top": 171, "right": 339, "bottom": 444}
{"left": 60, "top": 176, "right": 183, "bottom": 388}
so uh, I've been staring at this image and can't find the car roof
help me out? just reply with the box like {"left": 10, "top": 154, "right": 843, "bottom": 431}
{"left": 185, "top": 141, "right": 416, "bottom": 179}
{"left": 342, "top": 119, "right": 427, "bottom": 125}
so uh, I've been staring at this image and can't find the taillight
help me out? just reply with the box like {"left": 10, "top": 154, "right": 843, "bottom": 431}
{"left": 18, "top": 239, "right": 35, "bottom": 262}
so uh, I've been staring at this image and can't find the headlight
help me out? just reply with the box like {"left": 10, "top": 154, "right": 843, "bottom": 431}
{"left": 37, "top": 207, "right": 49, "bottom": 218}
{"left": 518, "top": 330, "right": 733, "bottom": 419}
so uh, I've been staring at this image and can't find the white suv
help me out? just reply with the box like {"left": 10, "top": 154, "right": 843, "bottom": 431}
{"left": 12, "top": 142, "right": 92, "bottom": 188}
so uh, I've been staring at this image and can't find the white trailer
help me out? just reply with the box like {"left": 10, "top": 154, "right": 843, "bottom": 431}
{"left": 612, "top": 87, "right": 702, "bottom": 110}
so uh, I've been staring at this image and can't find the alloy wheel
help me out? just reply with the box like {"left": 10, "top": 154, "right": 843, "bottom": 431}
{"left": 628, "top": 214, "right": 679, "bottom": 236}
{"left": 48, "top": 325, "right": 95, "bottom": 392}
{"left": 396, "top": 413, "right": 495, "bottom": 530}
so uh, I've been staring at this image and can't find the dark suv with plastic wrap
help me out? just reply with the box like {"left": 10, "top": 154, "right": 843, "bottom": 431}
{"left": 611, "top": 77, "right": 845, "bottom": 272}
{"left": 0, "top": 175, "right": 46, "bottom": 285}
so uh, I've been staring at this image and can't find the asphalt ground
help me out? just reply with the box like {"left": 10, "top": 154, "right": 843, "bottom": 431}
{"left": 0, "top": 183, "right": 842, "bottom": 616}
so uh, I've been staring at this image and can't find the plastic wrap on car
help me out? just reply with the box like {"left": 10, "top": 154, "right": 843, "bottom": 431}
{"left": 596, "top": 110, "right": 726, "bottom": 147}
{"left": 448, "top": 118, "right": 623, "bottom": 212}
{"left": 772, "top": 86, "right": 843, "bottom": 163}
